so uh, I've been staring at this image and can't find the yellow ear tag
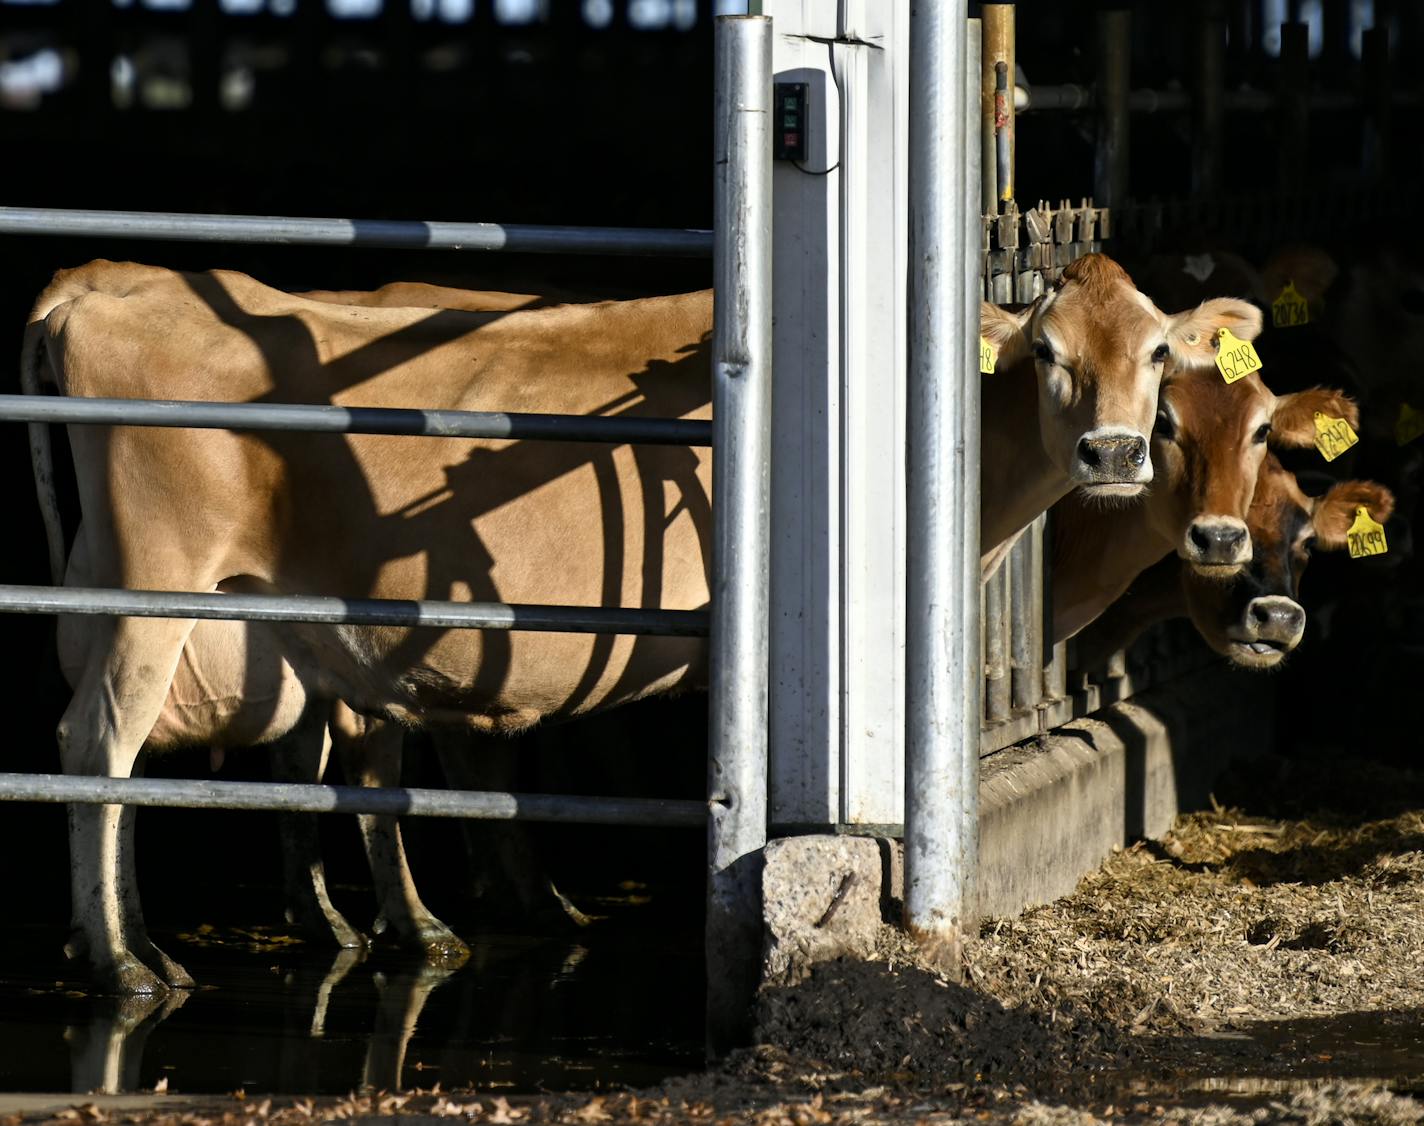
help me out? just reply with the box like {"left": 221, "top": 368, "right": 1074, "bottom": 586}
{"left": 1313, "top": 412, "right": 1358, "bottom": 462}
{"left": 1347, "top": 506, "right": 1388, "bottom": 559}
{"left": 1396, "top": 403, "right": 1424, "bottom": 447}
{"left": 979, "top": 336, "right": 998, "bottom": 375}
{"left": 1214, "top": 327, "right": 1262, "bottom": 385}
{"left": 1271, "top": 280, "right": 1310, "bottom": 328}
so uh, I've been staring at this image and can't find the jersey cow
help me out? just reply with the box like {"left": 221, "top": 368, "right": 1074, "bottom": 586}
{"left": 978, "top": 253, "right": 1262, "bottom": 576}
{"left": 25, "top": 261, "right": 713, "bottom": 994}
{"left": 1051, "top": 369, "right": 1357, "bottom": 642}
{"left": 1071, "top": 452, "right": 1394, "bottom": 671}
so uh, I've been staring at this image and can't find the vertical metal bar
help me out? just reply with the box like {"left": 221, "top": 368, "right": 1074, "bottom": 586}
{"left": 984, "top": 564, "right": 1011, "bottom": 724}
{"left": 1010, "top": 517, "right": 1045, "bottom": 713}
{"left": 707, "top": 13, "right": 772, "bottom": 1055}
{"left": 978, "top": 15, "right": 997, "bottom": 209}
{"left": 905, "top": 3, "right": 980, "bottom": 962}
{"left": 1362, "top": 26, "right": 1391, "bottom": 182}
{"left": 1191, "top": 0, "right": 1226, "bottom": 196}
{"left": 1277, "top": 22, "right": 1309, "bottom": 193}
{"left": 1094, "top": 10, "right": 1131, "bottom": 211}
{"left": 982, "top": 6, "right": 1015, "bottom": 203}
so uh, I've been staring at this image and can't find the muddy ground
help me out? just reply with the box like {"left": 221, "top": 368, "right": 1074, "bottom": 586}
{"left": 10, "top": 746, "right": 1424, "bottom": 1126}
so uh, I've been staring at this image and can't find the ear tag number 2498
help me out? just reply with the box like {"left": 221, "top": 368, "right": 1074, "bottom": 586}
{"left": 979, "top": 336, "right": 998, "bottom": 375}
{"left": 1215, "top": 327, "right": 1262, "bottom": 385}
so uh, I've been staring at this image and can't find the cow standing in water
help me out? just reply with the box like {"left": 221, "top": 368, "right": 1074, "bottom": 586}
{"left": 23, "top": 252, "right": 1254, "bottom": 993}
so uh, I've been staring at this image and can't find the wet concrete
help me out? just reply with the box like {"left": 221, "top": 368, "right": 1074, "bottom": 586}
{"left": 0, "top": 924, "right": 703, "bottom": 1097}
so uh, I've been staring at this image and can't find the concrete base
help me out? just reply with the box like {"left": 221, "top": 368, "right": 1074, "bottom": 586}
{"left": 761, "top": 662, "right": 1272, "bottom": 979}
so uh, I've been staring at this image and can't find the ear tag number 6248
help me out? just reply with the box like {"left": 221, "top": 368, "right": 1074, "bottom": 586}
{"left": 1215, "top": 327, "right": 1262, "bottom": 385}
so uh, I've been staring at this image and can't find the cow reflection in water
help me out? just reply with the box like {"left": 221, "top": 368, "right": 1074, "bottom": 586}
{"left": 68, "top": 951, "right": 455, "bottom": 1095}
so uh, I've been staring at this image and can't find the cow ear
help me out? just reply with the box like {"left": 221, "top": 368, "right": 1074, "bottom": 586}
{"left": 981, "top": 301, "right": 1033, "bottom": 369}
{"left": 1312, "top": 480, "right": 1395, "bottom": 550}
{"left": 1165, "top": 297, "right": 1264, "bottom": 371}
{"left": 1270, "top": 387, "right": 1360, "bottom": 449}
{"left": 1261, "top": 244, "right": 1338, "bottom": 311}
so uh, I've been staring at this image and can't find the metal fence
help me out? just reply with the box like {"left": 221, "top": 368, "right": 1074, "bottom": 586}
{"left": 0, "top": 10, "right": 771, "bottom": 1050}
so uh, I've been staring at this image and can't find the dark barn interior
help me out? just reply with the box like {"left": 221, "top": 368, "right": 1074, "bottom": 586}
{"left": 0, "top": 0, "right": 1422, "bottom": 1099}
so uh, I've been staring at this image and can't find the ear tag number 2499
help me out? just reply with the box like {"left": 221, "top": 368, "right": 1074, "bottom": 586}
{"left": 1347, "top": 507, "right": 1388, "bottom": 560}
{"left": 1215, "top": 327, "right": 1262, "bottom": 385}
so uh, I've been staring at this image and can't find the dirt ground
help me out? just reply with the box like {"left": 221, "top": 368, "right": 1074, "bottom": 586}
{"left": 10, "top": 747, "right": 1424, "bottom": 1126}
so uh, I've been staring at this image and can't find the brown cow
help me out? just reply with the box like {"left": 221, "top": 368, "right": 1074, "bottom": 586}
{"left": 979, "top": 254, "right": 1262, "bottom": 576}
{"left": 25, "top": 261, "right": 713, "bottom": 993}
{"left": 1071, "top": 452, "right": 1394, "bottom": 671}
{"left": 1051, "top": 369, "right": 1357, "bottom": 642}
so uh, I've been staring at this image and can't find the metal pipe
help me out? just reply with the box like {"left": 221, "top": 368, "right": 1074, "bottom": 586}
{"left": 706, "top": 13, "right": 771, "bottom": 1054}
{"left": 0, "top": 394, "right": 712, "bottom": 447}
{"left": 0, "top": 773, "right": 707, "bottom": 827}
{"left": 0, "top": 584, "right": 711, "bottom": 637}
{"left": 1010, "top": 519, "right": 1045, "bottom": 713}
{"left": 1094, "top": 10, "right": 1132, "bottom": 210}
{"left": 983, "top": 565, "right": 1010, "bottom": 724}
{"left": 977, "top": 16, "right": 996, "bottom": 209}
{"left": 906, "top": 3, "right": 980, "bottom": 958}
{"left": 1362, "top": 25, "right": 1391, "bottom": 181}
{"left": 1277, "top": 23, "right": 1310, "bottom": 192}
{"left": 982, "top": 5, "right": 1015, "bottom": 203}
{"left": 0, "top": 207, "right": 714, "bottom": 258}
{"left": 1191, "top": 0, "right": 1226, "bottom": 195}
{"left": 1017, "top": 83, "right": 1396, "bottom": 114}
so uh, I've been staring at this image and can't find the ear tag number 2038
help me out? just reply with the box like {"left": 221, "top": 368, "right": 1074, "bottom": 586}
{"left": 1347, "top": 507, "right": 1388, "bottom": 560}
{"left": 1215, "top": 327, "right": 1262, "bottom": 385}
{"left": 1313, "top": 412, "right": 1358, "bottom": 462}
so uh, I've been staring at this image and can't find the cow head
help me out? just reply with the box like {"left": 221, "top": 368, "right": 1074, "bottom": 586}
{"left": 1182, "top": 452, "right": 1394, "bottom": 669}
{"left": 982, "top": 254, "right": 1262, "bottom": 501}
{"left": 1146, "top": 373, "right": 1359, "bottom": 576}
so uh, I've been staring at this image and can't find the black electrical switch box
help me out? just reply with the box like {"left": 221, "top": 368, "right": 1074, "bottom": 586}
{"left": 774, "top": 82, "right": 808, "bottom": 162}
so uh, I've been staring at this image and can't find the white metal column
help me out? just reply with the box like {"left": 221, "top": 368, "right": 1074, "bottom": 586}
{"left": 765, "top": 0, "right": 911, "bottom": 831}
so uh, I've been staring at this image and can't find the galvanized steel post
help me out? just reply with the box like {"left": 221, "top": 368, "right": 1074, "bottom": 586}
{"left": 1093, "top": 9, "right": 1131, "bottom": 211}
{"left": 905, "top": 6, "right": 981, "bottom": 965}
{"left": 707, "top": 13, "right": 772, "bottom": 1054}
{"left": 981, "top": 6, "right": 1015, "bottom": 205}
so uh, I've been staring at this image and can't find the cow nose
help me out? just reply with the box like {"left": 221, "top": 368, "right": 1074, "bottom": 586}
{"left": 1075, "top": 434, "right": 1149, "bottom": 481}
{"left": 1186, "top": 520, "right": 1250, "bottom": 565}
{"left": 1246, "top": 596, "right": 1306, "bottom": 646}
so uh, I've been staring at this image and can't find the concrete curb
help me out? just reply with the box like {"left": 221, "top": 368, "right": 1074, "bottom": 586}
{"left": 762, "top": 662, "right": 1273, "bottom": 978}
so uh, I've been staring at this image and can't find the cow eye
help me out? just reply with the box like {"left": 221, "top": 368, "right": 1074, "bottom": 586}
{"left": 1151, "top": 343, "right": 1171, "bottom": 364}
{"left": 1033, "top": 341, "right": 1054, "bottom": 364}
{"left": 1302, "top": 535, "right": 1317, "bottom": 556}
{"left": 1154, "top": 410, "right": 1175, "bottom": 440}
{"left": 1253, "top": 422, "right": 1272, "bottom": 444}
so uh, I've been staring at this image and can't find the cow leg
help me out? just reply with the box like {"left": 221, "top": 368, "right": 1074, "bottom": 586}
{"left": 273, "top": 706, "right": 367, "bottom": 950}
{"left": 434, "top": 733, "right": 594, "bottom": 928}
{"left": 330, "top": 703, "right": 470, "bottom": 967}
{"left": 115, "top": 755, "right": 195, "bottom": 988}
{"left": 60, "top": 615, "right": 198, "bottom": 995}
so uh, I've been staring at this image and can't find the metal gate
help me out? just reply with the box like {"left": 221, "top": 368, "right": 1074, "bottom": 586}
{"left": 0, "top": 11, "right": 772, "bottom": 1052}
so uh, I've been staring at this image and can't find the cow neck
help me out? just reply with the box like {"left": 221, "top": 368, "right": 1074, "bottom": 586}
{"left": 1049, "top": 495, "right": 1172, "bottom": 643}
{"left": 979, "top": 353, "right": 1065, "bottom": 569}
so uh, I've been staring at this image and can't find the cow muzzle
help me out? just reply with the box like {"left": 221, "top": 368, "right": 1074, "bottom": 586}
{"left": 1225, "top": 595, "right": 1305, "bottom": 668}
{"left": 1183, "top": 518, "right": 1251, "bottom": 571}
{"left": 1072, "top": 429, "right": 1152, "bottom": 496}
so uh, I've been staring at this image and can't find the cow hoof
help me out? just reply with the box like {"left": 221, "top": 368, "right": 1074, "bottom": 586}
{"left": 415, "top": 929, "right": 471, "bottom": 970}
{"left": 98, "top": 959, "right": 168, "bottom": 996}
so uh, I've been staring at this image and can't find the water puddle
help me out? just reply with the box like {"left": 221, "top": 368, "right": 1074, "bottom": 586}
{"left": 0, "top": 926, "right": 704, "bottom": 1096}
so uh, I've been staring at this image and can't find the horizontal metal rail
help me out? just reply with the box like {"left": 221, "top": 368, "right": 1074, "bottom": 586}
{"left": 0, "top": 394, "right": 712, "bottom": 447}
{"left": 0, "top": 585, "right": 710, "bottom": 636}
{"left": 1016, "top": 83, "right": 1422, "bottom": 114}
{"left": 0, "top": 207, "right": 714, "bottom": 257}
{"left": 0, "top": 773, "right": 707, "bottom": 827}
